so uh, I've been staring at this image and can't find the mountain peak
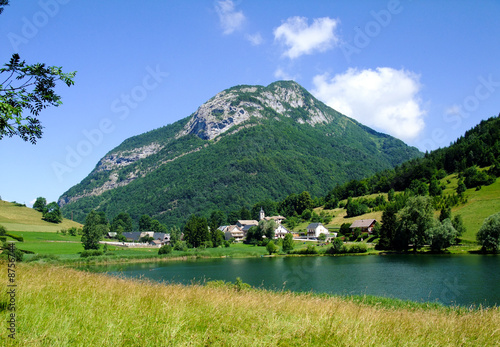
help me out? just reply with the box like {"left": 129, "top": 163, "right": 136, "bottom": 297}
{"left": 177, "top": 81, "right": 333, "bottom": 141}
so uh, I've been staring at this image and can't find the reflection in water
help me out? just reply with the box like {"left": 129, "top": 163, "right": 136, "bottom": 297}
{"left": 81, "top": 254, "right": 500, "bottom": 307}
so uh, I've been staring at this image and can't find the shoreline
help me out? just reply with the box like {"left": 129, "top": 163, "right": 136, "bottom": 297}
{"left": 27, "top": 244, "right": 491, "bottom": 267}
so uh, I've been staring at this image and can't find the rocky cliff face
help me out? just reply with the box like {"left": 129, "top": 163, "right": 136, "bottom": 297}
{"left": 177, "top": 81, "right": 332, "bottom": 140}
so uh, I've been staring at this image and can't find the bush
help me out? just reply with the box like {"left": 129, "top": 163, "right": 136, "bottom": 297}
{"left": 347, "top": 243, "right": 367, "bottom": 253}
{"left": 291, "top": 245, "right": 318, "bottom": 255}
{"left": 173, "top": 241, "right": 188, "bottom": 252}
{"left": 266, "top": 241, "right": 278, "bottom": 255}
{"left": 326, "top": 238, "right": 344, "bottom": 254}
{"left": 80, "top": 250, "right": 104, "bottom": 258}
{"left": 234, "top": 277, "right": 251, "bottom": 291}
{"left": 1, "top": 242, "right": 24, "bottom": 261}
{"left": 158, "top": 244, "right": 172, "bottom": 255}
{"left": 6, "top": 233, "right": 23, "bottom": 242}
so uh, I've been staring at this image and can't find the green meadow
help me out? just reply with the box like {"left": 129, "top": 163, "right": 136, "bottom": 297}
{"left": 0, "top": 263, "right": 498, "bottom": 346}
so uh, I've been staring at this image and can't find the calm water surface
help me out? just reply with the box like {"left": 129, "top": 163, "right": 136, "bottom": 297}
{"left": 83, "top": 254, "right": 499, "bottom": 307}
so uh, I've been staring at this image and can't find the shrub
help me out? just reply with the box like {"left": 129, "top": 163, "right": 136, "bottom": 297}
{"left": 326, "top": 238, "right": 344, "bottom": 254}
{"left": 266, "top": 241, "right": 278, "bottom": 255}
{"left": 345, "top": 243, "right": 367, "bottom": 254}
{"left": 234, "top": 277, "right": 251, "bottom": 291}
{"left": 6, "top": 233, "right": 23, "bottom": 242}
{"left": 158, "top": 244, "right": 172, "bottom": 255}
{"left": 80, "top": 250, "right": 104, "bottom": 258}
{"left": 1, "top": 242, "right": 24, "bottom": 261}
{"left": 173, "top": 241, "right": 187, "bottom": 252}
{"left": 292, "top": 245, "right": 318, "bottom": 255}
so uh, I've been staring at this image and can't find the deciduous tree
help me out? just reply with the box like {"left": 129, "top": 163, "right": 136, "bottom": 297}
{"left": 429, "top": 218, "right": 457, "bottom": 252}
{"left": 477, "top": 212, "right": 500, "bottom": 252}
{"left": 395, "top": 196, "right": 435, "bottom": 252}
{"left": 0, "top": 53, "right": 76, "bottom": 144}
{"left": 42, "top": 202, "right": 62, "bottom": 223}
{"left": 81, "top": 210, "right": 103, "bottom": 250}
{"left": 183, "top": 215, "right": 209, "bottom": 248}
{"left": 33, "top": 197, "right": 46, "bottom": 212}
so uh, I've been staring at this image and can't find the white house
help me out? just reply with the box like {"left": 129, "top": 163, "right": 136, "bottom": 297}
{"left": 306, "top": 223, "right": 329, "bottom": 239}
{"left": 273, "top": 224, "right": 291, "bottom": 239}
{"left": 221, "top": 225, "right": 245, "bottom": 242}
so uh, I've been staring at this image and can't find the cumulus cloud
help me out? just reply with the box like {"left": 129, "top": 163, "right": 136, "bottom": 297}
{"left": 274, "top": 16, "right": 339, "bottom": 59}
{"left": 215, "top": 0, "right": 246, "bottom": 35}
{"left": 246, "top": 32, "right": 263, "bottom": 46}
{"left": 312, "top": 67, "right": 426, "bottom": 141}
{"left": 274, "top": 67, "right": 296, "bottom": 81}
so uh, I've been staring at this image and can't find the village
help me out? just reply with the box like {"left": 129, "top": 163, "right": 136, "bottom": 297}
{"left": 103, "top": 208, "right": 377, "bottom": 248}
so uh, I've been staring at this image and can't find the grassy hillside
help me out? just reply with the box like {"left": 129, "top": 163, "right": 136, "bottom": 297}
{"left": 310, "top": 173, "right": 500, "bottom": 242}
{"left": 0, "top": 200, "right": 82, "bottom": 232}
{"left": 1, "top": 264, "right": 497, "bottom": 346}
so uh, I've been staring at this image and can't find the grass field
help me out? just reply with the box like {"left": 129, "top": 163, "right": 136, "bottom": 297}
{"left": 0, "top": 263, "right": 498, "bottom": 346}
{"left": 0, "top": 200, "right": 82, "bottom": 232}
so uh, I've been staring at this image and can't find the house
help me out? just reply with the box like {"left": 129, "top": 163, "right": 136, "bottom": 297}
{"left": 106, "top": 232, "right": 117, "bottom": 239}
{"left": 222, "top": 225, "right": 245, "bottom": 242}
{"left": 150, "top": 240, "right": 163, "bottom": 247}
{"left": 259, "top": 208, "right": 286, "bottom": 225}
{"left": 122, "top": 231, "right": 169, "bottom": 244}
{"left": 306, "top": 223, "right": 329, "bottom": 239}
{"left": 349, "top": 219, "right": 377, "bottom": 234}
{"left": 237, "top": 220, "right": 259, "bottom": 229}
{"left": 122, "top": 232, "right": 142, "bottom": 242}
{"left": 274, "top": 224, "right": 291, "bottom": 239}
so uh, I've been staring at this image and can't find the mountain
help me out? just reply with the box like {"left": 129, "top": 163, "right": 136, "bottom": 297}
{"left": 58, "top": 81, "right": 421, "bottom": 225}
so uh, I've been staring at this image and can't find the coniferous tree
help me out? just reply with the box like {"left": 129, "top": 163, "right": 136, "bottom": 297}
{"left": 282, "top": 233, "right": 294, "bottom": 253}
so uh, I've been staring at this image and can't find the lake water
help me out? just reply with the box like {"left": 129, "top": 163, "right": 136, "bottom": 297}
{"left": 82, "top": 254, "right": 500, "bottom": 307}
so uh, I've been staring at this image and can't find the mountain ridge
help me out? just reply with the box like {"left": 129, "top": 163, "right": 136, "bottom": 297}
{"left": 58, "top": 81, "right": 422, "bottom": 224}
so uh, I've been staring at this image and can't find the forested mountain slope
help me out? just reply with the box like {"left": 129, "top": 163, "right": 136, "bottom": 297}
{"left": 58, "top": 81, "right": 421, "bottom": 225}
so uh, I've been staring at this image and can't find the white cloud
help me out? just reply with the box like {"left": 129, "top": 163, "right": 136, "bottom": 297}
{"left": 312, "top": 67, "right": 426, "bottom": 141}
{"left": 274, "top": 16, "right": 339, "bottom": 59}
{"left": 246, "top": 32, "right": 263, "bottom": 46}
{"left": 445, "top": 104, "right": 461, "bottom": 116}
{"left": 274, "top": 67, "right": 296, "bottom": 81}
{"left": 215, "top": 0, "right": 246, "bottom": 35}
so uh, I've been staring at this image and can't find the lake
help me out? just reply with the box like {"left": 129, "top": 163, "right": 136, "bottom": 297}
{"left": 82, "top": 254, "right": 499, "bottom": 307}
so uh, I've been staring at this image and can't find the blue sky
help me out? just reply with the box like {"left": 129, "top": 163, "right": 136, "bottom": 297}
{"left": 1, "top": 0, "right": 499, "bottom": 207}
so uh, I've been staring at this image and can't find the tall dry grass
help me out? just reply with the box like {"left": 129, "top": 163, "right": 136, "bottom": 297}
{"left": 1, "top": 263, "right": 498, "bottom": 346}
